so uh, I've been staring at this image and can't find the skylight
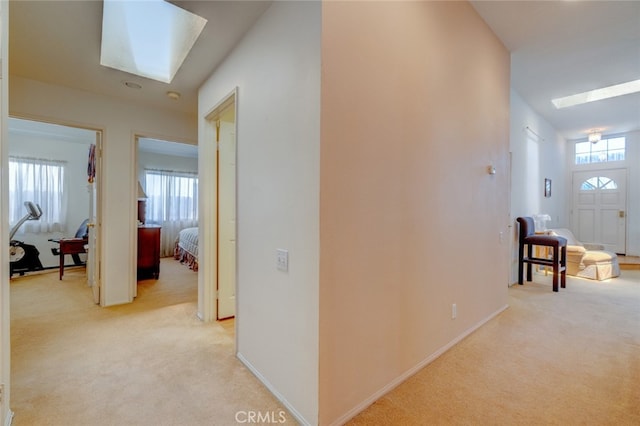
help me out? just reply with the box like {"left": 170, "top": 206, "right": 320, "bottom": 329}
{"left": 100, "top": 0, "right": 207, "bottom": 84}
{"left": 552, "top": 79, "right": 640, "bottom": 109}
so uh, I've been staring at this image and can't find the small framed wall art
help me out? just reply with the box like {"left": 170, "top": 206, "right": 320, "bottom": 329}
{"left": 544, "top": 178, "right": 552, "bottom": 198}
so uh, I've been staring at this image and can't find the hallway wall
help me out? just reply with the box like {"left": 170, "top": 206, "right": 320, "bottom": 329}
{"left": 319, "top": 2, "right": 511, "bottom": 423}
{"left": 198, "top": 2, "right": 321, "bottom": 423}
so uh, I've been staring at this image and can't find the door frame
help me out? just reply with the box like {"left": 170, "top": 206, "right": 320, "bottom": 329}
{"left": 215, "top": 100, "right": 236, "bottom": 320}
{"left": 7, "top": 115, "right": 104, "bottom": 303}
{"left": 0, "top": 4, "right": 10, "bottom": 420}
{"left": 199, "top": 87, "right": 238, "bottom": 323}
{"left": 88, "top": 130, "right": 102, "bottom": 304}
{"left": 132, "top": 132, "right": 199, "bottom": 302}
{"left": 1, "top": 114, "right": 104, "bottom": 422}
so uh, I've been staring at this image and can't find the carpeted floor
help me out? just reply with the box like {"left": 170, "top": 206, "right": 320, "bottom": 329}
{"left": 10, "top": 261, "right": 640, "bottom": 425}
{"left": 348, "top": 270, "right": 640, "bottom": 425}
{"left": 10, "top": 258, "right": 288, "bottom": 426}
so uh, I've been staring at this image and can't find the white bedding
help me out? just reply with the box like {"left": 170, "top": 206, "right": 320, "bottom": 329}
{"left": 174, "top": 227, "right": 198, "bottom": 271}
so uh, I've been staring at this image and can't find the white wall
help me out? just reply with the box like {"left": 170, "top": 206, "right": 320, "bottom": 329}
{"left": 625, "top": 131, "right": 640, "bottom": 256}
{"left": 10, "top": 76, "right": 197, "bottom": 306}
{"left": 198, "top": 2, "right": 320, "bottom": 424}
{"left": 510, "top": 89, "right": 568, "bottom": 227}
{"left": 319, "top": 2, "right": 510, "bottom": 422}
{"left": 9, "top": 127, "right": 94, "bottom": 268}
{"left": 509, "top": 89, "right": 568, "bottom": 283}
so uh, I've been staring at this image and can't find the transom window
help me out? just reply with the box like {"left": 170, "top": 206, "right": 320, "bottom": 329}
{"left": 580, "top": 176, "right": 618, "bottom": 191}
{"left": 575, "top": 137, "right": 625, "bottom": 165}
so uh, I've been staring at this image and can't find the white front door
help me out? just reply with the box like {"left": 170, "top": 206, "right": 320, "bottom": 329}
{"left": 217, "top": 118, "right": 236, "bottom": 320}
{"left": 572, "top": 169, "right": 626, "bottom": 254}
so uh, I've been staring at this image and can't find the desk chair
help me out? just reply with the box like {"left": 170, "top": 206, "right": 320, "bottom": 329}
{"left": 516, "top": 217, "right": 567, "bottom": 292}
{"left": 50, "top": 219, "right": 89, "bottom": 280}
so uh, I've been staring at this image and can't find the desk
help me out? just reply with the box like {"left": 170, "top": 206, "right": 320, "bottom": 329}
{"left": 138, "top": 225, "right": 161, "bottom": 279}
{"left": 58, "top": 238, "right": 88, "bottom": 280}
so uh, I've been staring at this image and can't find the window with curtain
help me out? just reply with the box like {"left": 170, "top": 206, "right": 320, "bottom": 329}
{"left": 144, "top": 169, "right": 198, "bottom": 256}
{"left": 9, "top": 156, "right": 66, "bottom": 234}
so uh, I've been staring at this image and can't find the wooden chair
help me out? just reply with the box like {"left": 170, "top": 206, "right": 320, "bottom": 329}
{"left": 516, "top": 217, "right": 567, "bottom": 292}
{"left": 49, "top": 219, "right": 89, "bottom": 280}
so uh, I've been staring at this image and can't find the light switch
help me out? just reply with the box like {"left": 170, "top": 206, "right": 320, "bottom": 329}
{"left": 276, "top": 249, "right": 289, "bottom": 272}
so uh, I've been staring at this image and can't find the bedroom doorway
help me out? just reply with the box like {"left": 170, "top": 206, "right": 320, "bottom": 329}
{"left": 7, "top": 117, "right": 103, "bottom": 301}
{"left": 200, "top": 88, "right": 237, "bottom": 322}
{"left": 135, "top": 136, "right": 198, "bottom": 296}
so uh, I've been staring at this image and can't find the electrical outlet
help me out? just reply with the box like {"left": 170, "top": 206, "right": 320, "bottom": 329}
{"left": 452, "top": 303, "right": 457, "bottom": 319}
{"left": 276, "top": 249, "right": 289, "bottom": 272}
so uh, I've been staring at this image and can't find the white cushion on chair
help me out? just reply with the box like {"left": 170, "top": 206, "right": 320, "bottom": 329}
{"left": 583, "top": 250, "right": 616, "bottom": 264}
{"left": 548, "top": 229, "right": 620, "bottom": 281}
{"left": 578, "top": 250, "right": 620, "bottom": 280}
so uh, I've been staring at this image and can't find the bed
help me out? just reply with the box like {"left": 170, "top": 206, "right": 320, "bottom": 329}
{"left": 174, "top": 227, "right": 198, "bottom": 271}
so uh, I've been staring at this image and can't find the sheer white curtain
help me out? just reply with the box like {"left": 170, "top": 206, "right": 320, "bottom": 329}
{"left": 9, "top": 156, "right": 66, "bottom": 234}
{"left": 144, "top": 169, "right": 198, "bottom": 257}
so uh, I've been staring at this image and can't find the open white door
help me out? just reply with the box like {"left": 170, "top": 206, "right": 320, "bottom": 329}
{"left": 572, "top": 169, "right": 627, "bottom": 254}
{"left": 217, "top": 116, "right": 236, "bottom": 320}
{"left": 200, "top": 89, "right": 237, "bottom": 322}
{"left": 87, "top": 132, "right": 101, "bottom": 304}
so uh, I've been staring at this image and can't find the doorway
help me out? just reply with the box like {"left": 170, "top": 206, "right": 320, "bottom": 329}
{"left": 572, "top": 168, "right": 627, "bottom": 254}
{"left": 7, "top": 117, "right": 102, "bottom": 300}
{"left": 135, "top": 137, "right": 198, "bottom": 299}
{"left": 215, "top": 101, "right": 236, "bottom": 320}
{"left": 200, "top": 89, "right": 237, "bottom": 322}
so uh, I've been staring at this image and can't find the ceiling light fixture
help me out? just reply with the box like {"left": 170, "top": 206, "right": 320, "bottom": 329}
{"left": 101, "top": 0, "right": 207, "bottom": 84}
{"left": 167, "top": 91, "right": 181, "bottom": 100}
{"left": 588, "top": 130, "right": 602, "bottom": 144}
{"left": 552, "top": 79, "right": 640, "bottom": 109}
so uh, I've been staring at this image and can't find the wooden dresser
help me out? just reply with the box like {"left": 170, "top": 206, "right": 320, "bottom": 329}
{"left": 137, "top": 225, "right": 161, "bottom": 279}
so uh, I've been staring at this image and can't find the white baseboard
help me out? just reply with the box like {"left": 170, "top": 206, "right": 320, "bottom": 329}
{"left": 330, "top": 304, "right": 510, "bottom": 426}
{"left": 5, "top": 410, "right": 13, "bottom": 426}
{"left": 237, "top": 352, "right": 312, "bottom": 426}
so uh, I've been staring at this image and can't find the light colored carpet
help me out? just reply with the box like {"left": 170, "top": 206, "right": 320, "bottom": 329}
{"left": 10, "top": 258, "right": 289, "bottom": 426}
{"left": 349, "top": 270, "right": 640, "bottom": 425}
{"left": 12, "top": 262, "right": 640, "bottom": 425}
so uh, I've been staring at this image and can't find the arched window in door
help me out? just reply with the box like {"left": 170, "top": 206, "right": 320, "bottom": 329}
{"left": 580, "top": 176, "right": 618, "bottom": 191}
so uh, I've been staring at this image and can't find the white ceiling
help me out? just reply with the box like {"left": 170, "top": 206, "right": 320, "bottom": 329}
{"left": 7, "top": 117, "right": 197, "bottom": 158}
{"left": 138, "top": 137, "right": 197, "bottom": 158}
{"left": 8, "top": 117, "right": 95, "bottom": 143}
{"left": 471, "top": 1, "right": 640, "bottom": 140}
{"left": 9, "top": 1, "right": 640, "bottom": 142}
{"left": 9, "top": 0, "right": 271, "bottom": 116}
